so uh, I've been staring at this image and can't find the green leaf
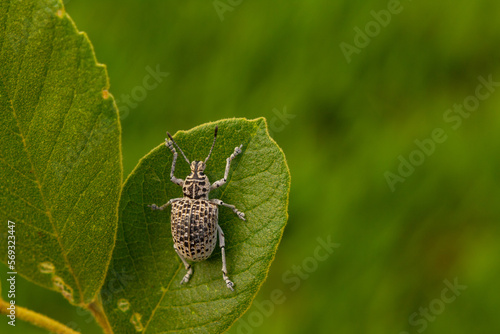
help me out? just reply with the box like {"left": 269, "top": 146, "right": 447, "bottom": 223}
{"left": 0, "top": 0, "right": 121, "bottom": 305}
{"left": 102, "top": 118, "right": 290, "bottom": 333}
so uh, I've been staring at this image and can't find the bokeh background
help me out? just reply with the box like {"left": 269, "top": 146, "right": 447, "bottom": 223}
{"left": 2, "top": 0, "right": 500, "bottom": 333}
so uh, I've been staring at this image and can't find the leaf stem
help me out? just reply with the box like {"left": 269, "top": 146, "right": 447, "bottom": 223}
{"left": 0, "top": 298, "right": 80, "bottom": 334}
{"left": 88, "top": 300, "right": 114, "bottom": 334}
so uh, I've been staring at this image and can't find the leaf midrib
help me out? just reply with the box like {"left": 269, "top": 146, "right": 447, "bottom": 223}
{"left": 5, "top": 9, "right": 85, "bottom": 301}
{"left": 142, "top": 263, "right": 182, "bottom": 333}
{"left": 10, "top": 100, "right": 84, "bottom": 301}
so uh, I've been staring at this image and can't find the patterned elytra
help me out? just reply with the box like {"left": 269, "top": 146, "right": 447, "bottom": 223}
{"left": 149, "top": 126, "right": 246, "bottom": 291}
{"left": 171, "top": 200, "right": 218, "bottom": 261}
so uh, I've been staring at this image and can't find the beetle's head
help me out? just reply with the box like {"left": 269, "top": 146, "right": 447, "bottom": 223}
{"left": 184, "top": 160, "right": 210, "bottom": 198}
{"left": 167, "top": 126, "right": 218, "bottom": 198}
{"left": 190, "top": 161, "right": 206, "bottom": 172}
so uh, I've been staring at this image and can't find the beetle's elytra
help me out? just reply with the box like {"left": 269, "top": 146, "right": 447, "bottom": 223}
{"left": 149, "top": 126, "right": 245, "bottom": 291}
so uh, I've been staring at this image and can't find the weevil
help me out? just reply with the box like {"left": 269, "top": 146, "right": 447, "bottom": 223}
{"left": 149, "top": 126, "right": 245, "bottom": 291}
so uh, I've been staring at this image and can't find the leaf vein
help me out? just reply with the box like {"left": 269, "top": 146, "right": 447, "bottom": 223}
{"left": 0, "top": 181, "right": 46, "bottom": 214}
{"left": 0, "top": 207, "right": 57, "bottom": 237}
{"left": 141, "top": 171, "right": 163, "bottom": 286}
{"left": 143, "top": 264, "right": 183, "bottom": 333}
{"left": 0, "top": 155, "right": 37, "bottom": 184}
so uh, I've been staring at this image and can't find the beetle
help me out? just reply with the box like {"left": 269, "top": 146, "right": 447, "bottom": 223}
{"left": 149, "top": 126, "right": 245, "bottom": 291}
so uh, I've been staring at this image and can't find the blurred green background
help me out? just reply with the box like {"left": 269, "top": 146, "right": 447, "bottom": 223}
{"left": 2, "top": 0, "right": 500, "bottom": 333}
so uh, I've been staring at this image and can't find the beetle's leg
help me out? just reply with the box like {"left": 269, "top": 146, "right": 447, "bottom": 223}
{"left": 217, "top": 225, "right": 234, "bottom": 291}
{"left": 149, "top": 198, "right": 182, "bottom": 211}
{"left": 165, "top": 139, "right": 184, "bottom": 186}
{"left": 210, "top": 199, "right": 246, "bottom": 221}
{"left": 173, "top": 245, "right": 193, "bottom": 284}
{"left": 210, "top": 144, "right": 243, "bottom": 190}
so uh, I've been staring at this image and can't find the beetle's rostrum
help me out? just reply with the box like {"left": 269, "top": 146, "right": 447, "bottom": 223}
{"left": 149, "top": 126, "right": 245, "bottom": 291}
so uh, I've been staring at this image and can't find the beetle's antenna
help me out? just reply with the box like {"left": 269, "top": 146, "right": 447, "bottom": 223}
{"left": 167, "top": 132, "right": 190, "bottom": 164}
{"left": 204, "top": 126, "right": 218, "bottom": 163}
